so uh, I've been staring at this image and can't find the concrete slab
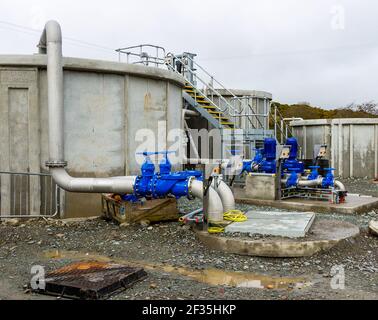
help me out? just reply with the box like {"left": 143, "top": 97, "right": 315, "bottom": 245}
{"left": 234, "top": 187, "right": 378, "bottom": 214}
{"left": 369, "top": 220, "right": 378, "bottom": 236}
{"left": 225, "top": 211, "right": 315, "bottom": 238}
{"left": 196, "top": 219, "right": 360, "bottom": 257}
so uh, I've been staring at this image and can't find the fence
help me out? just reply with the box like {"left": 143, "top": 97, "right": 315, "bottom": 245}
{"left": 0, "top": 171, "right": 60, "bottom": 218}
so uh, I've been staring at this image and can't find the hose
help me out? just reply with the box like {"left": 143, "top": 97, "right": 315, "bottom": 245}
{"left": 207, "top": 210, "right": 247, "bottom": 233}
{"left": 223, "top": 210, "right": 247, "bottom": 222}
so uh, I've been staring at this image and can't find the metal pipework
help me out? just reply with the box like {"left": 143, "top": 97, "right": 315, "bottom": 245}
{"left": 281, "top": 176, "right": 346, "bottom": 191}
{"left": 211, "top": 177, "right": 235, "bottom": 212}
{"left": 38, "top": 20, "right": 138, "bottom": 194}
{"left": 334, "top": 180, "right": 346, "bottom": 192}
{"left": 190, "top": 180, "right": 224, "bottom": 223}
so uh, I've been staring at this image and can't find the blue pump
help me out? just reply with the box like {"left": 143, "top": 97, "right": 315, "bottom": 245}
{"left": 283, "top": 137, "right": 304, "bottom": 174}
{"left": 242, "top": 148, "right": 264, "bottom": 173}
{"left": 132, "top": 151, "right": 202, "bottom": 200}
{"left": 260, "top": 138, "right": 277, "bottom": 173}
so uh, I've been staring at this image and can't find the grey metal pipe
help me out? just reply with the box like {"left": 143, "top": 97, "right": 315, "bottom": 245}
{"left": 190, "top": 180, "right": 224, "bottom": 223}
{"left": 297, "top": 177, "right": 323, "bottom": 187}
{"left": 334, "top": 180, "right": 346, "bottom": 192}
{"left": 40, "top": 20, "right": 138, "bottom": 194}
{"left": 212, "top": 179, "right": 235, "bottom": 212}
{"left": 39, "top": 19, "right": 224, "bottom": 221}
{"left": 51, "top": 168, "right": 136, "bottom": 193}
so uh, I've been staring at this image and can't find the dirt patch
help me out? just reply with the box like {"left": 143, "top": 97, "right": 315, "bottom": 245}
{"left": 0, "top": 210, "right": 377, "bottom": 300}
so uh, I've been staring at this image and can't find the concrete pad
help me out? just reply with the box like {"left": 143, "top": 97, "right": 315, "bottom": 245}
{"left": 225, "top": 211, "right": 315, "bottom": 238}
{"left": 196, "top": 219, "right": 360, "bottom": 257}
{"left": 234, "top": 188, "right": 378, "bottom": 214}
{"left": 369, "top": 220, "right": 378, "bottom": 236}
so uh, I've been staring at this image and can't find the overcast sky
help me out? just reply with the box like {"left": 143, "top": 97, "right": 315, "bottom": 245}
{"left": 1, "top": 0, "right": 377, "bottom": 108}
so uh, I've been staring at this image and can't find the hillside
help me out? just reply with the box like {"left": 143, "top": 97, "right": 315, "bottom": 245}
{"left": 271, "top": 102, "right": 378, "bottom": 120}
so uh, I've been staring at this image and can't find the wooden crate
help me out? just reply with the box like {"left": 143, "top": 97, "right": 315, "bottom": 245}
{"left": 101, "top": 194, "right": 179, "bottom": 224}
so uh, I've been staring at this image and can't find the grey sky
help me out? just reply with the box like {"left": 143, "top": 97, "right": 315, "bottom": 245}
{"left": 1, "top": 0, "right": 377, "bottom": 108}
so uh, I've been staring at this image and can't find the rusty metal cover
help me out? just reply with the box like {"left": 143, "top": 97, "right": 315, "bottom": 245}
{"left": 33, "top": 261, "right": 147, "bottom": 300}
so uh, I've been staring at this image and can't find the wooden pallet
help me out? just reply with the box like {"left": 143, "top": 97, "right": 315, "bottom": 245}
{"left": 101, "top": 194, "right": 179, "bottom": 224}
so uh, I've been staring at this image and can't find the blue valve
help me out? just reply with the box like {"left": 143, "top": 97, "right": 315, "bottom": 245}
{"left": 132, "top": 151, "right": 203, "bottom": 200}
{"left": 286, "top": 168, "right": 299, "bottom": 188}
{"left": 308, "top": 166, "right": 320, "bottom": 181}
{"left": 322, "top": 168, "right": 335, "bottom": 188}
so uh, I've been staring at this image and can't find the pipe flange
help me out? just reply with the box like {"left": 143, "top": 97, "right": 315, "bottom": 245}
{"left": 45, "top": 160, "right": 67, "bottom": 168}
{"left": 187, "top": 176, "right": 196, "bottom": 200}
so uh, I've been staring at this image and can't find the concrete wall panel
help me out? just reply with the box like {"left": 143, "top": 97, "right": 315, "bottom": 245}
{"left": 0, "top": 58, "right": 184, "bottom": 218}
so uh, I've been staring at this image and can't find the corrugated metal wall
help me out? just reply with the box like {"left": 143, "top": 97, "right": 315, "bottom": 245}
{"left": 291, "top": 119, "right": 378, "bottom": 178}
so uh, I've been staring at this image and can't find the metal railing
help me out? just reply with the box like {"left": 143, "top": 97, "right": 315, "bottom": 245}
{"left": 165, "top": 52, "right": 273, "bottom": 133}
{"left": 116, "top": 44, "right": 166, "bottom": 67}
{"left": 0, "top": 171, "right": 60, "bottom": 218}
{"left": 230, "top": 95, "right": 269, "bottom": 131}
{"left": 270, "top": 104, "right": 295, "bottom": 143}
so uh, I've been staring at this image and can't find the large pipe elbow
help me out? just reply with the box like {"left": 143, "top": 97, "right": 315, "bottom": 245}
{"left": 212, "top": 180, "right": 235, "bottom": 212}
{"left": 190, "top": 180, "right": 224, "bottom": 223}
{"left": 334, "top": 180, "right": 346, "bottom": 192}
{"left": 38, "top": 20, "right": 62, "bottom": 53}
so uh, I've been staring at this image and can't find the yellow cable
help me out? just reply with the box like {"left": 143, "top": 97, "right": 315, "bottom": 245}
{"left": 207, "top": 226, "right": 225, "bottom": 233}
{"left": 223, "top": 210, "right": 247, "bottom": 222}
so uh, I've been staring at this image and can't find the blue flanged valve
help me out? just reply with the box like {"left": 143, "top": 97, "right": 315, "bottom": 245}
{"left": 133, "top": 151, "right": 203, "bottom": 200}
{"left": 286, "top": 168, "right": 299, "bottom": 188}
{"left": 308, "top": 166, "right": 320, "bottom": 181}
{"left": 322, "top": 168, "right": 335, "bottom": 188}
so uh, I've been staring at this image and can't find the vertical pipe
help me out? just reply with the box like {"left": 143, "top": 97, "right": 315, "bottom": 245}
{"left": 338, "top": 120, "right": 343, "bottom": 178}
{"left": 375, "top": 124, "right": 378, "bottom": 178}
{"left": 349, "top": 124, "right": 353, "bottom": 178}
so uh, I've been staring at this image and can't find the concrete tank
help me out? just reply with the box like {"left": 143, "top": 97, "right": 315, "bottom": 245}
{"left": 291, "top": 118, "right": 378, "bottom": 179}
{"left": 208, "top": 89, "right": 272, "bottom": 131}
{"left": 0, "top": 55, "right": 185, "bottom": 217}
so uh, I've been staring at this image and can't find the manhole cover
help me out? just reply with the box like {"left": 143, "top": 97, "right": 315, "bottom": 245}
{"left": 32, "top": 261, "right": 147, "bottom": 299}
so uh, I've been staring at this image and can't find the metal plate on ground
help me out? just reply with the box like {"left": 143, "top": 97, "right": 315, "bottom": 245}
{"left": 32, "top": 261, "right": 147, "bottom": 300}
{"left": 225, "top": 211, "right": 316, "bottom": 238}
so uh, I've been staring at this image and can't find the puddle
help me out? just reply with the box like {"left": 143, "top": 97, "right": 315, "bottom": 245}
{"left": 44, "top": 250, "right": 310, "bottom": 290}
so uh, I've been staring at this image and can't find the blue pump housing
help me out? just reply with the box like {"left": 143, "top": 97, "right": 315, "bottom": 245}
{"left": 260, "top": 138, "right": 276, "bottom": 173}
{"left": 283, "top": 137, "right": 305, "bottom": 174}
{"left": 242, "top": 148, "right": 264, "bottom": 173}
{"left": 132, "top": 151, "right": 202, "bottom": 200}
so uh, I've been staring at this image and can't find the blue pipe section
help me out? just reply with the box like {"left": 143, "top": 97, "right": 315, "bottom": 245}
{"left": 132, "top": 151, "right": 202, "bottom": 201}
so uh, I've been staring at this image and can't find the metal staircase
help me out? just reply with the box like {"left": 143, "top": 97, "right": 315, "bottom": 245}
{"left": 183, "top": 83, "right": 235, "bottom": 129}
{"left": 115, "top": 45, "right": 279, "bottom": 160}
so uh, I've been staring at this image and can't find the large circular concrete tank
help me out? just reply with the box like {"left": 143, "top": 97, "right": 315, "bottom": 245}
{"left": 208, "top": 89, "right": 273, "bottom": 131}
{"left": 0, "top": 55, "right": 185, "bottom": 217}
{"left": 291, "top": 118, "right": 378, "bottom": 179}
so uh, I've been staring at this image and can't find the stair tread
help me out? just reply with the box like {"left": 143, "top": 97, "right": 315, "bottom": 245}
{"left": 200, "top": 105, "right": 217, "bottom": 109}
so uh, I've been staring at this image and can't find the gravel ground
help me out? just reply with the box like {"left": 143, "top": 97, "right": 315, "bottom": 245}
{"left": 0, "top": 179, "right": 377, "bottom": 300}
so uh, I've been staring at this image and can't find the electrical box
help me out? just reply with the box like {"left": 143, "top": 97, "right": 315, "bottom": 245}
{"left": 277, "top": 145, "right": 291, "bottom": 160}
